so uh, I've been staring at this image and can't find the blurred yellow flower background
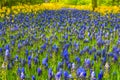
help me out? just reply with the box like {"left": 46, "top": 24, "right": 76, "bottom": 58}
{"left": 0, "top": 3, "right": 119, "bottom": 18}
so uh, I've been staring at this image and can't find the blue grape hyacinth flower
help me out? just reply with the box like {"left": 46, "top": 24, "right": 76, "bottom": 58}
{"left": 32, "top": 75, "right": 35, "bottom": 80}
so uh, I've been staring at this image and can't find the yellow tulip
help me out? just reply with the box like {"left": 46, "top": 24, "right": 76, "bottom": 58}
{"left": 0, "top": 3, "right": 119, "bottom": 17}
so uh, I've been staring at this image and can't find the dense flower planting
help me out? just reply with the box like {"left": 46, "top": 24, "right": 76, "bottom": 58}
{"left": 0, "top": 4, "right": 120, "bottom": 80}
{"left": 0, "top": 3, "right": 120, "bottom": 18}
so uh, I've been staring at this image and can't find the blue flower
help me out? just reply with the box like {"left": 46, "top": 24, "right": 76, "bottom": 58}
{"left": 34, "top": 57, "right": 39, "bottom": 64}
{"left": 101, "top": 48, "right": 106, "bottom": 57}
{"left": 17, "top": 67, "right": 21, "bottom": 76}
{"left": 71, "top": 63, "right": 76, "bottom": 70}
{"left": 113, "top": 54, "right": 118, "bottom": 61}
{"left": 25, "top": 49, "right": 29, "bottom": 57}
{"left": 92, "top": 47, "right": 96, "bottom": 52}
{"left": 75, "top": 56, "right": 80, "bottom": 64}
{"left": 74, "top": 42, "right": 79, "bottom": 50}
{"left": 97, "top": 39, "right": 104, "bottom": 47}
{"left": 62, "top": 49, "right": 69, "bottom": 61}
{"left": 11, "top": 26, "right": 19, "bottom": 31}
{"left": 63, "top": 43, "right": 70, "bottom": 50}
{"left": 88, "top": 49, "right": 93, "bottom": 55}
{"left": 18, "top": 43, "right": 22, "bottom": 49}
{"left": 5, "top": 49, "right": 11, "bottom": 61}
{"left": 40, "top": 49, "right": 43, "bottom": 54}
{"left": 7, "top": 62, "right": 12, "bottom": 70}
{"left": 55, "top": 71, "right": 62, "bottom": 80}
{"left": 80, "top": 50, "right": 84, "bottom": 55}
{"left": 42, "top": 57, "right": 48, "bottom": 68}
{"left": 97, "top": 50, "right": 101, "bottom": 57}
{"left": 52, "top": 44, "right": 58, "bottom": 52}
{"left": 20, "top": 72, "right": 25, "bottom": 80}
{"left": 28, "top": 60, "right": 31, "bottom": 69}
{"left": 84, "top": 59, "right": 91, "bottom": 68}
{"left": 108, "top": 52, "right": 113, "bottom": 57}
{"left": 76, "top": 67, "right": 86, "bottom": 78}
{"left": 21, "top": 67, "right": 25, "bottom": 73}
{"left": 64, "top": 71, "right": 69, "bottom": 79}
{"left": 11, "top": 40, "right": 15, "bottom": 45}
{"left": 101, "top": 23, "right": 105, "bottom": 27}
{"left": 32, "top": 75, "right": 35, "bottom": 80}
{"left": 41, "top": 43, "right": 47, "bottom": 50}
{"left": 101, "top": 56, "right": 106, "bottom": 64}
{"left": 28, "top": 55, "right": 31, "bottom": 61}
{"left": 84, "top": 38, "right": 89, "bottom": 43}
{"left": 0, "top": 22, "right": 3, "bottom": 29}
{"left": 91, "top": 71, "right": 96, "bottom": 80}
{"left": 78, "top": 34, "right": 84, "bottom": 39}
{"left": 0, "top": 47, "right": 3, "bottom": 53}
{"left": 64, "top": 34, "right": 68, "bottom": 40}
{"left": 104, "top": 32, "right": 109, "bottom": 38}
{"left": 83, "top": 46, "right": 89, "bottom": 52}
{"left": 57, "top": 62, "right": 63, "bottom": 71}
{"left": 15, "top": 55, "right": 19, "bottom": 61}
{"left": 5, "top": 44, "right": 10, "bottom": 50}
{"left": 37, "top": 68, "right": 42, "bottom": 76}
{"left": 67, "top": 63, "right": 72, "bottom": 70}
{"left": 48, "top": 68, "right": 53, "bottom": 79}
{"left": 98, "top": 70, "right": 103, "bottom": 80}
{"left": 42, "top": 57, "right": 48, "bottom": 65}
{"left": 112, "top": 46, "right": 117, "bottom": 52}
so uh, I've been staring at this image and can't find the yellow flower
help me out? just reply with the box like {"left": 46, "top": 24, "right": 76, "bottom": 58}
{"left": 1, "top": 70, "right": 7, "bottom": 80}
{"left": 1, "top": 14, "right": 4, "bottom": 18}
{"left": 104, "top": 71, "right": 109, "bottom": 78}
{"left": 0, "top": 3, "right": 119, "bottom": 17}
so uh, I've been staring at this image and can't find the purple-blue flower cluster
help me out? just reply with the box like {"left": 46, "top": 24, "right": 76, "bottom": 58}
{"left": 0, "top": 9, "right": 119, "bottom": 80}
